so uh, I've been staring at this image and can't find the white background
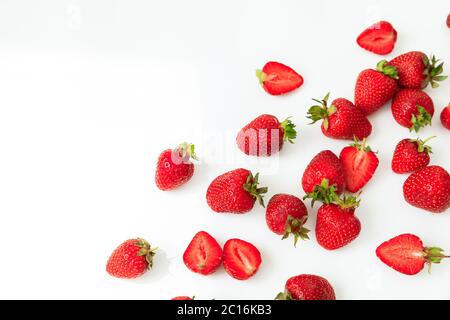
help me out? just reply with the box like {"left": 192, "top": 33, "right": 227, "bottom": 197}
{"left": 0, "top": 0, "right": 449, "bottom": 300}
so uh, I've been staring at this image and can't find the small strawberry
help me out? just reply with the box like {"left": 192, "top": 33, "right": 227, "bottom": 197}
{"left": 376, "top": 234, "right": 449, "bottom": 275}
{"left": 440, "top": 103, "right": 450, "bottom": 130}
{"left": 183, "top": 231, "right": 222, "bottom": 276}
{"left": 236, "top": 114, "right": 296, "bottom": 156}
{"left": 447, "top": 14, "right": 450, "bottom": 28}
{"left": 206, "top": 168, "right": 267, "bottom": 213}
{"left": 301, "top": 150, "right": 345, "bottom": 197}
{"left": 106, "top": 238, "right": 157, "bottom": 279}
{"left": 391, "top": 89, "right": 434, "bottom": 132}
{"left": 223, "top": 239, "right": 262, "bottom": 280}
{"left": 266, "top": 194, "right": 309, "bottom": 246}
{"left": 340, "top": 138, "right": 379, "bottom": 192}
{"left": 391, "top": 137, "right": 434, "bottom": 174}
{"left": 389, "top": 52, "right": 447, "bottom": 89}
{"left": 155, "top": 142, "right": 197, "bottom": 191}
{"left": 256, "top": 61, "right": 303, "bottom": 95}
{"left": 307, "top": 93, "right": 372, "bottom": 140}
{"left": 355, "top": 60, "right": 399, "bottom": 115}
{"left": 356, "top": 21, "right": 397, "bottom": 55}
{"left": 403, "top": 165, "right": 450, "bottom": 213}
{"left": 171, "top": 296, "right": 194, "bottom": 300}
{"left": 275, "top": 274, "right": 336, "bottom": 300}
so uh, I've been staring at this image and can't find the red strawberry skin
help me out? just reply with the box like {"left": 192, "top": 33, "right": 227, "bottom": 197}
{"left": 223, "top": 239, "right": 262, "bottom": 280}
{"left": 280, "top": 274, "right": 336, "bottom": 300}
{"left": 356, "top": 21, "right": 397, "bottom": 55}
{"left": 391, "top": 89, "right": 434, "bottom": 130}
{"left": 441, "top": 104, "right": 450, "bottom": 130}
{"left": 376, "top": 234, "right": 426, "bottom": 275}
{"left": 391, "top": 139, "right": 430, "bottom": 174}
{"left": 389, "top": 51, "right": 427, "bottom": 89}
{"left": 316, "top": 204, "right": 361, "bottom": 250}
{"left": 257, "top": 61, "right": 303, "bottom": 95}
{"left": 302, "top": 150, "right": 345, "bottom": 194}
{"left": 403, "top": 166, "right": 450, "bottom": 213}
{"left": 183, "top": 231, "right": 222, "bottom": 276}
{"left": 447, "top": 14, "right": 450, "bottom": 28}
{"left": 172, "top": 296, "right": 193, "bottom": 300}
{"left": 155, "top": 149, "right": 194, "bottom": 191}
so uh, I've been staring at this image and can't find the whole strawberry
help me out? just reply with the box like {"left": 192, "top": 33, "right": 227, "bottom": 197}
{"left": 307, "top": 93, "right": 372, "bottom": 140}
{"left": 155, "top": 142, "right": 197, "bottom": 191}
{"left": 236, "top": 114, "right": 296, "bottom": 156}
{"left": 266, "top": 194, "right": 309, "bottom": 246}
{"left": 403, "top": 165, "right": 450, "bottom": 213}
{"left": 206, "top": 168, "right": 267, "bottom": 213}
{"left": 183, "top": 231, "right": 222, "bottom": 276}
{"left": 389, "top": 52, "right": 447, "bottom": 89}
{"left": 256, "top": 61, "right": 303, "bottom": 95}
{"left": 376, "top": 234, "right": 449, "bottom": 275}
{"left": 276, "top": 274, "right": 336, "bottom": 300}
{"left": 391, "top": 89, "right": 434, "bottom": 132}
{"left": 441, "top": 103, "right": 450, "bottom": 130}
{"left": 223, "top": 239, "right": 262, "bottom": 280}
{"left": 391, "top": 137, "right": 434, "bottom": 174}
{"left": 356, "top": 21, "right": 397, "bottom": 55}
{"left": 106, "top": 238, "right": 156, "bottom": 279}
{"left": 355, "top": 60, "right": 398, "bottom": 115}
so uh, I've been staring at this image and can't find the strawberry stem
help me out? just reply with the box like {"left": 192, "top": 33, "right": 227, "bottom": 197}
{"left": 135, "top": 238, "right": 157, "bottom": 270}
{"left": 243, "top": 172, "right": 268, "bottom": 207}
{"left": 410, "top": 106, "right": 432, "bottom": 132}
{"left": 306, "top": 93, "right": 336, "bottom": 131}
{"left": 423, "top": 54, "right": 448, "bottom": 89}
{"left": 409, "top": 136, "right": 435, "bottom": 153}
{"left": 175, "top": 142, "right": 198, "bottom": 161}
{"left": 282, "top": 215, "right": 310, "bottom": 247}
{"left": 376, "top": 60, "right": 399, "bottom": 80}
{"left": 303, "top": 179, "right": 339, "bottom": 207}
{"left": 255, "top": 69, "right": 266, "bottom": 85}
{"left": 280, "top": 117, "right": 297, "bottom": 143}
{"left": 424, "top": 247, "right": 449, "bottom": 274}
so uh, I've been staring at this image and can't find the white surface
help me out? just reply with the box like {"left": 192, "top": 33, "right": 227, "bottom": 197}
{"left": 0, "top": 0, "right": 449, "bottom": 300}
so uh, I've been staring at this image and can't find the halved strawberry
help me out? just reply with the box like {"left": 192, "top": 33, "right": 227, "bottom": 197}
{"left": 340, "top": 138, "right": 379, "bottom": 193}
{"left": 223, "top": 238, "right": 262, "bottom": 280}
{"left": 183, "top": 231, "right": 222, "bottom": 275}
{"left": 356, "top": 21, "right": 397, "bottom": 55}
{"left": 256, "top": 61, "right": 303, "bottom": 95}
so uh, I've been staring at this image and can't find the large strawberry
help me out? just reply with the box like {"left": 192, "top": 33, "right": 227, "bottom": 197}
{"left": 340, "top": 138, "right": 379, "bottom": 192}
{"left": 307, "top": 93, "right": 372, "bottom": 140}
{"left": 183, "top": 231, "right": 222, "bottom": 276}
{"left": 256, "top": 61, "right": 303, "bottom": 95}
{"left": 155, "top": 142, "right": 197, "bottom": 191}
{"left": 356, "top": 21, "right": 397, "bottom": 55}
{"left": 376, "top": 234, "right": 449, "bottom": 275}
{"left": 355, "top": 60, "right": 399, "bottom": 115}
{"left": 391, "top": 137, "right": 434, "bottom": 174}
{"left": 388, "top": 51, "right": 447, "bottom": 89}
{"left": 266, "top": 194, "right": 309, "bottom": 246}
{"left": 206, "top": 168, "right": 268, "bottom": 213}
{"left": 441, "top": 103, "right": 450, "bottom": 130}
{"left": 276, "top": 274, "right": 336, "bottom": 300}
{"left": 223, "top": 239, "right": 262, "bottom": 280}
{"left": 236, "top": 114, "right": 296, "bottom": 156}
{"left": 403, "top": 165, "right": 450, "bottom": 213}
{"left": 106, "top": 238, "right": 157, "bottom": 279}
{"left": 391, "top": 89, "right": 434, "bottom": 132}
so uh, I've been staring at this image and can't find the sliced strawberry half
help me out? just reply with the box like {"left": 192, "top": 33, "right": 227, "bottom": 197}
{"left": 183, "top": 231, "right": 222, "bottom": 275}
{"left": 256, "top": 61, "right": 303, "bottom": 95}
{"left": 357, "top": 21, "right": 397, "bottom": 55}
{"left": 223, "top": 238, "right": 262, "bottom": 280}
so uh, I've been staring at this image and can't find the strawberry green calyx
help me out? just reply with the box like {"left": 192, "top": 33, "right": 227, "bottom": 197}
{"left": 423, "top": 54, "right": 448, "bottom": 89}
{"left": 409, "top": 136, "right": 435, "bottom": 153}
{"left": 335, "top": 194, "right": 361, "bottom": 210}
{"left": 255, "top": 69, "right": 266, "bottom": 85}
{"left": 351, "top": 137, "right": 373, "bottom": 153}
{"left": 307, "top": 92, "right": 337, "bottom": 131}
{"left": 280, "top": 117, "right": 297, "bottom": 143}
{"left": 423, "top": 247, "right": 450, "bottom": 273}
{"left": 303, "top": 179, "right": 339, "bottom": 207}
{"left": 243, "top": 172, "right": 268, "bottom": 207}
{"left": 175, "top": 142, "right": 198, "bottom": 162}
{"left": 282, "top": 215, "right": 310, "bottom": 247}
{"left": 376, "top": 60, "right": 399, "bottom": 80}
{"left": 275, "top": 290, "right": 294, "bottom": 300}
{"left": 135, "top": 238, "right": 157, "bottom": 270}
{"left": 410, "top": 106, "right": 432, "bottom": 132}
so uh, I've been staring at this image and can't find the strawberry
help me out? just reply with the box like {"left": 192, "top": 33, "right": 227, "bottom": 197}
{"left": 356, "top": 21, "right": 397, "bottom": 55}
{"left": 266, "top": 194, "right": 309, "bottom": 246}
{"left": 403, "top": 165, "right": 450, "bottom": 213}
{"left": 206, "top": 168, "right": 267, "bottom": 213}
{"left": 236, "top": 114, "right": 296, "bottom": 156}
{"left": 447, "top": 14, "right": 450, "bottom": 28}
{"left": 183, "top": 231, "right": 222, "bottom": 276}
{"left": 155, "top": 142, "right": 197, "bottom": 191}
{"left": 301, "top": 150, "right": 345, "bottom": 198}
{"left": 276, "top": 274, "right": 336, "bottom": 300}
{"left": 391, "top": 89, "right": 434, "bottom": 132}
{"left": 223, "top": 238, "right": 262, "bottom": 280}
{"left": 171, "top": 296, "right": 194, "bottom": 300}
{"left": 389, "top": 52, "right": 447, "bottom": 89}
{"left": 354, "top": 60, "right": 399, "bottom": 115}
{"left": 256, "top": 61, "right": 303, "bottom": 95}
{"left": 441, "top": 103, "right": 450, "bottom": 130}
{"left": 106, "top": 238, "right": 157, "bottom": 279}
{"left": 376, "top": 234, "right": 449, "bottom": 275}
{"left": 391, "top": 137, "right": 434, "bottom": 174}
{"left": 340, "top": 138, "right": 379, "bottom": 192}
{"left": 307, "top": 93, "right": 372, "bottom": 140}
